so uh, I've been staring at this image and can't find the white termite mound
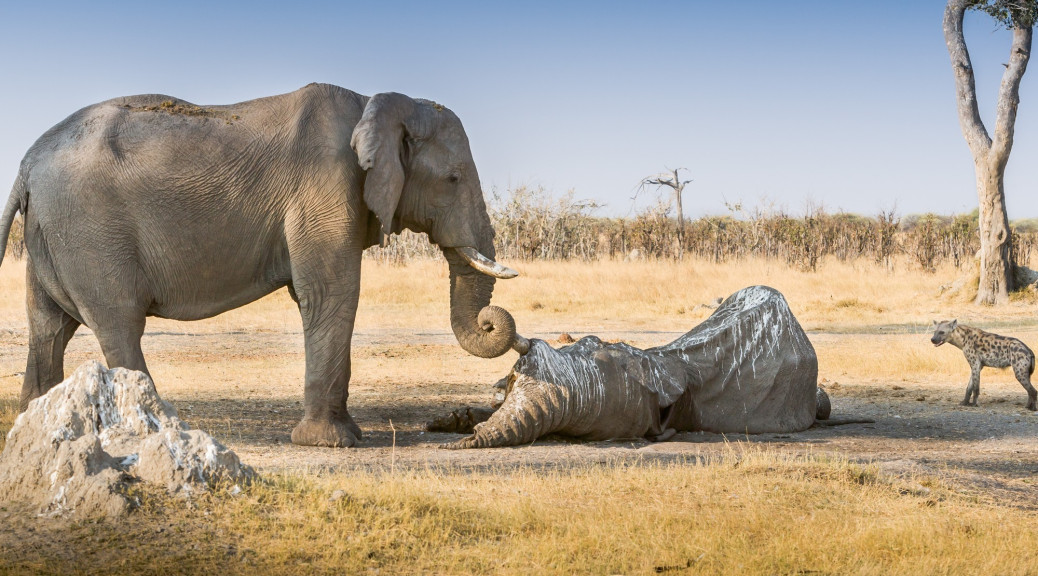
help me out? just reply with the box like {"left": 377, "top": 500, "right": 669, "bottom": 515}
{"left": 0, "top": 361, "right": 254, "bottom": 517}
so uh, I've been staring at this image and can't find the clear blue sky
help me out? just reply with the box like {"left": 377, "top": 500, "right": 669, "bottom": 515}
{"left": 0, "top": 1, "right": 1034, "bottom": 218}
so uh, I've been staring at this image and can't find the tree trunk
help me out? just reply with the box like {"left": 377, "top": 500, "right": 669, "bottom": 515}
{"left": 944, "top": 0, "right": 1032, "bottom": 305}
{"left": 975, "top": 160, "right": 1013, "bottom": 305}
{"left": 672, "top": 169, "right": 685, "bottom": 261}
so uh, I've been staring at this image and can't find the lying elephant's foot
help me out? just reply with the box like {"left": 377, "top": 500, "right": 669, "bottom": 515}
{"left": 425, "top": 407, "right": 496, "bottom": 434}
{"left": 440, "top": 437, "right": 478, "bottom": 450}
{"left": 291, "top": 415, "right": 363, "bottom": 447}
{"left": 440, "top": 432, "right": 498, "bottom": 450}
{"left": 650, "top": 428, "right": 677, "bottom": 442}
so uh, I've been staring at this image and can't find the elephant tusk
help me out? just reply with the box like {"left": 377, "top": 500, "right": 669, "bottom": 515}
{"left": 512, "top": 334, "right": 531, "bottom": 355}
{"left": 455, "top": 247, "right": 519, "bottom": 279}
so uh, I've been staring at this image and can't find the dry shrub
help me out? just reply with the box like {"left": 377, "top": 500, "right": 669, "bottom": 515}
{"left": 3, "top": 187, "right": 1034, "bottom": 274}
{"left": 473, "top": 187, "right": 1037, "bottom": 272}
{"left": 364, "top": 230, "right": 441, "bottom": 264}
{"left": 489, "top": 185, "right": 604, "bottom": 261}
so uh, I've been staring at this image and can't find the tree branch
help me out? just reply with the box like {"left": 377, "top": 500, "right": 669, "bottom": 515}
{"left": 991, "top": 25, "right": 1032, "bottom": 169}
{"left": 644, "top": 177, "right": 679, "bottom": 190}
{"left": 641, "top": 167, "right": 691, "bottom": 192}
{"left": 944, "top": 0, "right": 993, "bottom": 157}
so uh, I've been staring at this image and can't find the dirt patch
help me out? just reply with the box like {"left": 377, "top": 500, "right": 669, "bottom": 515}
{"left": 1, "top": 324, "right": 1037, "bottom": 521}
{"left": 122, "top": 100, "right": 240, "bottom": 122}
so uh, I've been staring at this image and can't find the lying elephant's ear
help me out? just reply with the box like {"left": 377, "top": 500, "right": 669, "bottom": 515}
{"left": 351, "top": 92, "right": 435, "bottom": 237}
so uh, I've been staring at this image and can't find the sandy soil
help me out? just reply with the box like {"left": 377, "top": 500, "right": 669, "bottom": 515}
{"left": 3, "top": 316, "right": 1035, "bottom": 509}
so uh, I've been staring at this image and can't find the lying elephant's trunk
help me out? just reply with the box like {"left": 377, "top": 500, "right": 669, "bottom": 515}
{"left": 446, "top": 247, "right": 519, "bottom": 359}
{"left": 512, "top": 334, "right": 531, "bottom": 355}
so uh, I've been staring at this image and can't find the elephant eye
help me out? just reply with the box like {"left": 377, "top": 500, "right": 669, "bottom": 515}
{"left": 447, "top": 174, "right": 460, "bottom": 184}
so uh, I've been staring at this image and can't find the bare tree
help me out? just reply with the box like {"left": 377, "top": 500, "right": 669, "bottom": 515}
{"left": 640, "top": 168, "right": 693, "bottom": 258}
{"left": 944, "top": 0, "right": 1036, "bottom": 305}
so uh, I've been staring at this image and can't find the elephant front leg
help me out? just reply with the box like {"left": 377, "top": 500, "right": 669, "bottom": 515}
{"left": 289, "top": 272, "right": 363, "bottom": 448}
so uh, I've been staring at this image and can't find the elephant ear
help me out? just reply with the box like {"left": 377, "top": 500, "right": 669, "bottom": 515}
{"left": 351, "top": 92, "right": 436, "bottom": 236}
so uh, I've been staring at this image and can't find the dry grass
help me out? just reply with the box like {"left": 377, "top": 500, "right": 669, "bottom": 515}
{"left": 2, "top": 445, "right": 1036, "bottom": 575}
{"left": 0, "top": 255, "right": 1030, "bottom": 335}
{"left": 813, "top": 331, "right": 1038, "bottom": 384}
{"left": 2, "top": 256, "right": 1038, "bottom": 574}
{"left": 395, "top": 255, "right": 1033, "bottom": 334}
{"left": 0, "top": 397, "right": 14, "bottom": 453}
{"left": 182, "top": 450, "right": 1038, "bottom": 575}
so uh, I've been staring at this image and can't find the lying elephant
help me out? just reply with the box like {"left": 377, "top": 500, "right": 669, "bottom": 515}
{"left": 0, "top": 84, "right": 522, "bottom": 448}
{"left": 429, "top": 286, "right": 829, "bottom": 448}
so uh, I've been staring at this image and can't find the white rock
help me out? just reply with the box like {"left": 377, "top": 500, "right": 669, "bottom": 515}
{"left": 0, "top": 361, "right": 255, "bottom": 517}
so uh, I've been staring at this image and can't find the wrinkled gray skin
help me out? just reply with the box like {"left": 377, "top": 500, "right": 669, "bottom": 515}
{"left": 436, "top": 286, "right": 822, "bottom": 449}
{"left": 0, "top": 84, "right": 519, "bottom": 447}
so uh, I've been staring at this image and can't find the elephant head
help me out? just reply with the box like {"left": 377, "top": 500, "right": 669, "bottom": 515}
{"left": 351, "top": 92, "right": 522, "bottom": 358}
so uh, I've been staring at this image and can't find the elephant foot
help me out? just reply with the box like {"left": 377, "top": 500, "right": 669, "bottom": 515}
{"left": 440, "top": 439, "right": 472, "bottom": 450}
{"left": 425, "top": 407, "right": 496, "bottom": 434}
{"left": 650, "top": 428, "right": 677, "bottom": 442}
{"left": 291, "top": 415, "right": 363, "bottom": 448}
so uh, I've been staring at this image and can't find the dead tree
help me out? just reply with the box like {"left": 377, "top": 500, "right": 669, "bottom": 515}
{"left": 640, "top": 168, "right": 693, "bottom": 259}
{"left": 944, "top": 0, "right": 1036, "bottom": 305}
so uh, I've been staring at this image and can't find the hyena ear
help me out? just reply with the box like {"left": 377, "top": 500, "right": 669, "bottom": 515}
{"left": 931, "top": 319, "right": 938, "bottom": 327}
{"left": 950, "top": 319, "right": 958, "bottom": 329}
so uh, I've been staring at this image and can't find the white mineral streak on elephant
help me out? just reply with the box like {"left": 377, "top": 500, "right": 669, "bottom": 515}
{"left": 435, "top": 286, "right": 821, "bottom": 449}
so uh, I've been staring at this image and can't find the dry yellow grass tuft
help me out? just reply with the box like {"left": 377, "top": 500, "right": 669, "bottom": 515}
{"left": 0, "top": 397, "right": 15, "bottom": 452}
{"left": 3, "top": 445, "right": 1036, "bottom": 575}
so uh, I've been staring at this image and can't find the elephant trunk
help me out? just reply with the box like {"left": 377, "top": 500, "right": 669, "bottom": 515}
{"left": 445, "top": 247, "right": 518, "bottom": 359}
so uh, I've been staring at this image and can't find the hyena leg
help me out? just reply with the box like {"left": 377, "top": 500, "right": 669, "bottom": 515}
{"left": 961, "top": 363, "right": 981, "bottom": 406}
{"left": 1012, "top": 363, "right": 1037, "bottom": 411}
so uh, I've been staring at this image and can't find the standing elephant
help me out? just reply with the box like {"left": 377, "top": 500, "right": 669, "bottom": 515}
{"left": 0, "top": 83, "right": 521, "bottom": 447}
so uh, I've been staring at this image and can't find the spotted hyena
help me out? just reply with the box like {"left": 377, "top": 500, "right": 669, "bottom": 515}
{"left": 930, "top": 319, "right": 1037, "bottom": 411}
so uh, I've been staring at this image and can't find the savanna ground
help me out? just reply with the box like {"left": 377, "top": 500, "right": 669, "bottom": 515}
{"left": 1, "top": 256, "right": 1037, "bottom": 575}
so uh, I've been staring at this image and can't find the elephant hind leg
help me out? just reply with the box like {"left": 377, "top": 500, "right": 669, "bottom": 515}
{"left": 21, "top": 263, "right": 81, "bottom": 411}
{"left": 92, "top": 312, "right": 150, "bottom": 376}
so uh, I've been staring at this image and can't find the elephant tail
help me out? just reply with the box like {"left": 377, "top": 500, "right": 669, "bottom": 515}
{"left": 0, "top": 173, "right": 27, "bottom": 268}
